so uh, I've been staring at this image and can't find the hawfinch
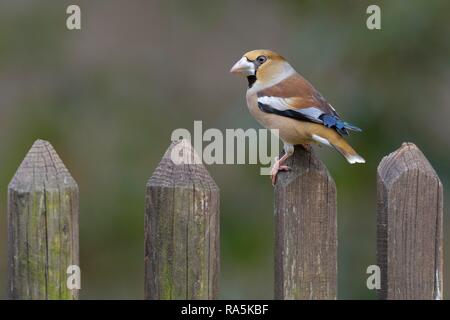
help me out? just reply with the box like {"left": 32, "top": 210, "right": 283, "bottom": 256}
{"left": 230, "top": 49, "right": 365, "bottom": 185}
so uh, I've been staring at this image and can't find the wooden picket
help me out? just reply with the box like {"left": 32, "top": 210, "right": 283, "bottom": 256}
{"left": 377, "top": 142, "right": 443, "bottom": 299}
{"left": 274, "top": 146, "right": 337, "bottom": 299}
{"left": 7, "top": 140, "right": 79, "bottom": 299}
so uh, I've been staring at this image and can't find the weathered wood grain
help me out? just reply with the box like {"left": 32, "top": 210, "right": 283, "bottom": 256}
{"left": 8, "top": 140, "right": 79, "bottom": 300}
{"left": 145, "top": 139, "right": 220, "bottom": 299}
{"left": 377, "top": 142, "right": 443, "bottom": 300}
{"left": 274, "top": 146, "right": 337, "bottom": 299}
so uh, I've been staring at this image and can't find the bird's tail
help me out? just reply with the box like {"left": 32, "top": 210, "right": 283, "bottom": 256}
{"left": 330, "top": 137, "right": 365, "bottom": 164}
{"left": 342, "top": 121, "right": 362, "bottom": 132}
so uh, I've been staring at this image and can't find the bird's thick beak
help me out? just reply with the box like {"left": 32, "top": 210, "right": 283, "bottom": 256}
{"left": 230, "top": 57, "right": 255, "bottom": 76}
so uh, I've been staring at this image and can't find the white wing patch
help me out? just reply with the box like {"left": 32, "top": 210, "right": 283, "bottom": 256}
{"left": 257, "top": 96, "right": 324, "bottom": 122}
{"left": 257, "top": 96, "right": 291, "bottom": 111}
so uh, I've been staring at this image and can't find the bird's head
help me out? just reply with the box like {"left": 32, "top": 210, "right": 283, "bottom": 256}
{"left": 230, "top": 49, "right": 293, "bottom": 88}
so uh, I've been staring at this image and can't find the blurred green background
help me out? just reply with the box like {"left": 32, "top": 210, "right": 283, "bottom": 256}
{"left": 0, "top": 0, "right": 449, "bottom": 299}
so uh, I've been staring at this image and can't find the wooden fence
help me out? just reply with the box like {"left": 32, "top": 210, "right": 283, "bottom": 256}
{"left": 6, "top": 139, "right": 443, "bottom": 299}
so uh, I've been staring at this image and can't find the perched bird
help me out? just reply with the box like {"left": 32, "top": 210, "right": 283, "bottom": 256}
{"left": 230, "top": 49, "right": 365, "bottom": 185}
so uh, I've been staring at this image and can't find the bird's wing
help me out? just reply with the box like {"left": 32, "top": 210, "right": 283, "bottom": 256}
{"left": 256, "top": 73, "right": 361, "bottom": 135}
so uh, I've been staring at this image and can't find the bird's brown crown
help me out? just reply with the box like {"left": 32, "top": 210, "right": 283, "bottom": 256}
{"left": 243, "top": 49, "right": 285, "bottom": 62}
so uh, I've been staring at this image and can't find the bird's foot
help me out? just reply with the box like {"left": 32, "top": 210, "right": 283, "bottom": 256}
{"left": 271, "top": 157, "right": 291, "bottom": 186}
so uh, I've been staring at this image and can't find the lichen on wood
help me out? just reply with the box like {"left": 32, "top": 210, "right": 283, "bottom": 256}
{"left": 145, "top": 139, "right": 219, "bottom": 300}
{"left": 8, "top": 139, "right": 79, "bottom": 300}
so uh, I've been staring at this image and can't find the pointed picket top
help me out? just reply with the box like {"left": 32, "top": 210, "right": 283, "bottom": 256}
{"left": 378, "top": 142, "right": 440, "bottom": 188}
{"left": 7, "top": 139, "right": 79, "bottom": 299}
{"left": 145, "top": 139, "right": 220, "bottom": 299}
{"left": 147, "top": 139, "right": 218, "bottom": 191}
{"left": 377, "top": 142, "right": 443, "bottom": 300}
{"left": 9, "top": 139, "right": 77, "bottom": 193}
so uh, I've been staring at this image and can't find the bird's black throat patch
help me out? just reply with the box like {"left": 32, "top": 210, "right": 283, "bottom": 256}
{"left": 247, "top": 75, "right": 256, "bottom": 88}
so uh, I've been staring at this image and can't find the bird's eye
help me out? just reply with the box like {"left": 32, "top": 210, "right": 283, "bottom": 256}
{"left": 256, "top": 55, "right": 267, "bottom": 64}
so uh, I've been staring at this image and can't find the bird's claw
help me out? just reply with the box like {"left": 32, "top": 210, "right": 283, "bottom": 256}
{"left": 270, "top": 159, "right": 291, "bottom": 186}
